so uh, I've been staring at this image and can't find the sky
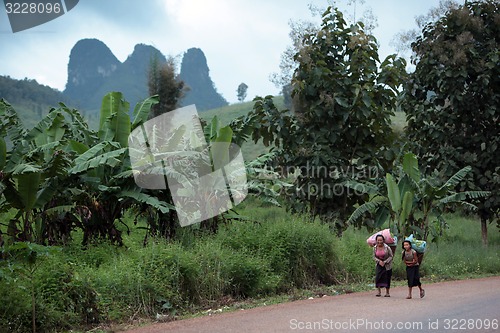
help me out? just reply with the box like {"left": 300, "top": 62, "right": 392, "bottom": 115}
{"left": 0, "top": 0, "right": 440, "bottom": 104}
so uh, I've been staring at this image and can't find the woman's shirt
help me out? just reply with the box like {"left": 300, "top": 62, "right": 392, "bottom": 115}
{"left": 404, "top": 249, "right": 419, "bottom": 266}
{"left": 372, "top": 244, "right": 393, "bottom": 270}
{"left": 375, "top": 248, "right": 385, "bottom": 259}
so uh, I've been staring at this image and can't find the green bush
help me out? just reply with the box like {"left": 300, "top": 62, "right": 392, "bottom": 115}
{"left": 196, "top": 242, "right": 278, "bottom": 298}
{"left": 0, "top": 276, "right": 31, "bottom": 333}
{"left": 216, "top": 217, "right": 341, "bottom": 289}
{"left": 0, "top": 252, "right": 101, "bottom": 333}
{"left": 85, "top": 241, "right": 183, "bottom": 319}
{"left": 1, "top": 209, "right": 498, "bottom": 332}
{"left": 35, "top": 259, "right": 101, "bottom": 329}
{"left": 334, "top": 230, "right": 373, "bottom": 283}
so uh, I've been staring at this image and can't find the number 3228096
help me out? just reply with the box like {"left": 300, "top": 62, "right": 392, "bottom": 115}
{"left": 5, "top": 2, "right": 61, "bottom": 14}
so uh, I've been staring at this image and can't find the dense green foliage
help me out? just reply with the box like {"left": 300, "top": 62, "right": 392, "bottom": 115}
{"left": 230, "top": 7, "right": 407, "bottom": 234}
{"left": 404, "top": 0, "right": 500, "bottom": 242}
{"left": 287, "top": 7, "right": 406, "bottom": 230}
{"left": 1, "top": 204, "right": 498, "bottom": 332}
{"left": 0, "top": 93, "right": 172, "bottom": 246}
{"left": 347, "top": 152, "right": 489, "bottom": 242}
{"left": 0, "top": 209, "right": 343, "bottom": 332}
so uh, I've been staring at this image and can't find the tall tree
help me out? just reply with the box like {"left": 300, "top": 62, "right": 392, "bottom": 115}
{"left": 239, "top": 7, "right": 405, "bottom": 234}
{"left": 403, "top": 0, "right": 500, "bottom": 245}
{"left": 270, "top": 1, "right": 378, "bottom": 101}
{"left": 237, "top": 83, "right": 248, "bottom": 102}
{"left": 390, "top": 0, "right": 460, "bottom": 60}
{"left": 147, "top": 55, "right": 185, "bottom": 118}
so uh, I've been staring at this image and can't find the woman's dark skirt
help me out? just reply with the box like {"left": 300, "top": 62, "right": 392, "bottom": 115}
{"left": 375, "top": 264, "right": 392, "bottom": 288}
{"left": 406, "top": 265, "right": 421, "bottom": 287}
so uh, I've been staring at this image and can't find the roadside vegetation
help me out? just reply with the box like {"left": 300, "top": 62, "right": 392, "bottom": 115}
{"left": 1, "top": 201, "right": 498, "bottom": 333}
{"left": 1, "top": 2, "right": 498, "bottom": 332}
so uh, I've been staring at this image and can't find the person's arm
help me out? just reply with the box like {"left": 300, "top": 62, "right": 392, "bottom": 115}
{"left": 384, "top": 245, "right": 393, "bottom": 264}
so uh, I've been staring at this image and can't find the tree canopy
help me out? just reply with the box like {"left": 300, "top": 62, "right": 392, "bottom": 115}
{"left": 237, "top": 83, "right": 248, "bottom": 102}
{"left": 403, "top": 0, "right": 500, "bottom": 244}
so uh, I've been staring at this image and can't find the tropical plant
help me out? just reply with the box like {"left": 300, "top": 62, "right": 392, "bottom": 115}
{"left": 240, "top": 7, "right": 406, "bottom": 234}
{"left": 346, "top": 153, "right": 489, "bottom": 243}
{"left": 0, "top": 93, "right": 173, "bottom": 246}
{"left": 68, "top": 92, "right": 172, "bottom": 245}
{"left": 403, "top": 0, "right": 500, "bottom": 245}
{"left": 0, "top": 100, "right": 88, "bottom": 244}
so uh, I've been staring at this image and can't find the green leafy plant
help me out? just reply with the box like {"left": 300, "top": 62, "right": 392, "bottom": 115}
{"left": 1, "top": 242, "right": 60, "bottom": 333}
{"left": 404, "top": 0, "right": 500, "bottom": 245}
{"left": 230, "top": 7, "right": 407, "bottom": 234}
{"left": 347, "top": 153, "right": 489, "bottom": 242}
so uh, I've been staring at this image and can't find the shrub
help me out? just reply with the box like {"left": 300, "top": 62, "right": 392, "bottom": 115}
{"left": 217, "top": 217, "right": 341, "bottom": 289}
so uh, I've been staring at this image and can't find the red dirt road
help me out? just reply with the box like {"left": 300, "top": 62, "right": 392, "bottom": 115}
{"left": 123, "top": 276, "right": 500, "bottom": 333}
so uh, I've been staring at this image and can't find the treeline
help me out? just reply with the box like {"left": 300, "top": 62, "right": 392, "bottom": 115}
{"left": 0, "top": 75, "right": 69, "bottom": 107}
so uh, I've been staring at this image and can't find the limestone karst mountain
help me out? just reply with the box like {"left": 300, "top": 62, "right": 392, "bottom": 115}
{"left": 63, "top": 39, "right": 228, "bottom": 112}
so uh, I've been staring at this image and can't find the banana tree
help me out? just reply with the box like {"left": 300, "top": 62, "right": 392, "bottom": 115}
{"left": 68, "top": 92, "right": 173, "bottom": 245}
{"left": 0, "top": 100, "right": 80, "bottom": 244}
{"left": 129, "top": 111, "right": 247, "bottom": 234}
{"left": 346, "top": 153, "right": 489, "bottom": 242}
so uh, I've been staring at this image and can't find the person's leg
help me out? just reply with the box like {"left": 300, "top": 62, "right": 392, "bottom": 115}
{"left": 407, "top": 287, "right": 412, "bottom": 299}
{"left": 419, "top": 285, "right": 425, "bottom": 298}
{"left": 384, "top": 269, "right": 392, "bottom": 296}
{"left": 415, "top": 266, "right": 424, "bottom": 298}
{"left": 375, "top": 265, "right": 383, "bottom": 296}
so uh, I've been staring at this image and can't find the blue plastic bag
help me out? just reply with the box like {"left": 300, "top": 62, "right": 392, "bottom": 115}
{"left": 405, "top": 234, "right": 426, "bottom": 253}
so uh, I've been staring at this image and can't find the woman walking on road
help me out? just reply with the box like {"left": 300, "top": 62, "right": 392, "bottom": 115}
{"left": 373, "top": 234, "right": 393, "bottom": 297}
{"left": 402, "top": 240, "right": 425, "bottom": 299}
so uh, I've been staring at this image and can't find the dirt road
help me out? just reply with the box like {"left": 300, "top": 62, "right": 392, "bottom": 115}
{"left": 124, "top": 276, "right": 500, "bottom": 333}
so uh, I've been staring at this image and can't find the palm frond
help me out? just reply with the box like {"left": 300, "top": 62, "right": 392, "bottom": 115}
{"left": 121, "top": 190, "right": 174, "bottom": 214}
{"left": 131, "top": 95, "right": 159, "bottom": 130}
{"left": 342, "top": 180, "right": 380, "bottom": 195}
{"left": 70, "top": 148, "right": 127, "bottom": 174}
{"left": 439, "top": 191, "right": 491, "bottom": 205}
{"left": 439, "top": 166, "right": 472, "bottom": 191}
{"left": 346, "top": 196, "right": 386, "bottom": 225}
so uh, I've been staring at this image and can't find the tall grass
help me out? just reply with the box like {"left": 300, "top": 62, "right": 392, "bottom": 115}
{"left": 0, "top": 205, "right": 498, "bottom": 332}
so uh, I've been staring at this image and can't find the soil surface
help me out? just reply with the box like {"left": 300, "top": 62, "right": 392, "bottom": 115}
{"left": 122, "top": 276, "right": 500, "bottom": 333}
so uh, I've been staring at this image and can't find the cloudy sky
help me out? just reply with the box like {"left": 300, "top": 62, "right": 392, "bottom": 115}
{"left": 0, "top": 0, "right": 440, "bottom": 104}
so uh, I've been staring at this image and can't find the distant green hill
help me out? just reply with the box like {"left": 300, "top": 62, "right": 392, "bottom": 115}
{"left": 200, "top": 96, "right": 285, "bottom": 123}
{"left": 199, "top": 96, "right": 407, "bottom": 162}
{"left": 0, "top": 75, "right": 79, "bottom": 129}
{"left": 0, "top": 75, "right": 105, "bottom": 130}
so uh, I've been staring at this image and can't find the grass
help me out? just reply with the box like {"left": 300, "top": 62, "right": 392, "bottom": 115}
{"left": 199, "top": 96, "right": 286, "bottom": 125}
{"left": 107, "top": 208, "right": 500, "bottom": 332}
{"left": 1, "top": 202, "right": 498, "bottom": 333}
